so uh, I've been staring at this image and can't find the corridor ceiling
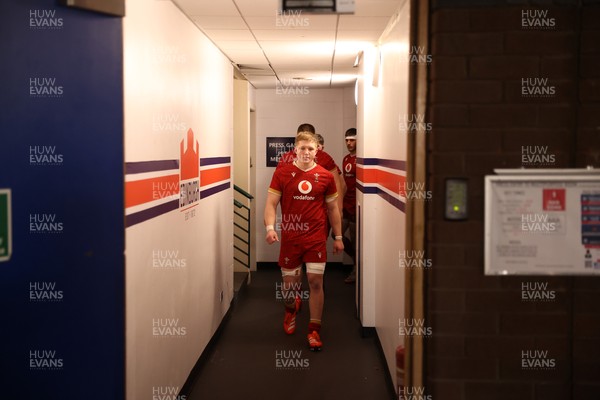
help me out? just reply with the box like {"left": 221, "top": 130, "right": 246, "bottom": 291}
{"left": 173, "top": 0, "right": 402, "bottom": 88}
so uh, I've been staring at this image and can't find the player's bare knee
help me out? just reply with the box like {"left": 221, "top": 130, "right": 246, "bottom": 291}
{"left": 308, "top": 279, "right": 322, "bottom": 291}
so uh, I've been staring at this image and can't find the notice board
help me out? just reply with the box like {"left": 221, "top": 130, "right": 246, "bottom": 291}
{"left": 266, "top": 137, "right": 295, "bottom": 167}
{"left": 484, "top": 170, "right": 600, "bottom": 275}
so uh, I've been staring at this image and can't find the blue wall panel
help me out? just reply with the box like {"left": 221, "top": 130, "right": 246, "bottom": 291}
{"left": 0, "top": 1, "right": 124, "bottom": 399}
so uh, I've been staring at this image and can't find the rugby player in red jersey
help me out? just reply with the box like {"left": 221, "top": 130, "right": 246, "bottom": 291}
{"left": 341, "top": 128, "right": 357, "bottom": 283}
{"left": 264, "top": 132, "right": 344, "bottom": 351}
{"left": 277, "top": 123, "right": 346, "bottom": 213}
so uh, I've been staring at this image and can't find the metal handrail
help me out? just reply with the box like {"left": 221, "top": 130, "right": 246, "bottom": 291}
{"left": 233, "top": 185, "right": 253, "bottom": 284}
{"left": 234, "top": 184, "right": 254, "bottom": 200}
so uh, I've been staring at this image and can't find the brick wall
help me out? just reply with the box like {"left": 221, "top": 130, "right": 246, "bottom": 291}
{"left": 426, "top": 2, "right": 600, "bottom": 399}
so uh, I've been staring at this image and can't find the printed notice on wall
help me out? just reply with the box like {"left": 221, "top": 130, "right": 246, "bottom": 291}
{"left": 0, "top": 189, "right": 12, "bottom": 262}
{"left": 485, "top": 176, "right": 600, "bottom": 275}
{"left": 266, "top": 137, "right": 296, "bottom": 167}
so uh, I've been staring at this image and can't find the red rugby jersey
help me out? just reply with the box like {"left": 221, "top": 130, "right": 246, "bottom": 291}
{"left": 268, "top": 162, "right": 338, "bottom": 243}
{"left": 342, "top": 153, "right": 357, "bottom": 218}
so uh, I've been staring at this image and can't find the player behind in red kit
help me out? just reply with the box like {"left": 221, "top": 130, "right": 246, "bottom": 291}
{"left": 341, "top": 128, "right": 357, "bottom": 283}
{"left": 264, "top": 132, "right": 344, "bottom": 351}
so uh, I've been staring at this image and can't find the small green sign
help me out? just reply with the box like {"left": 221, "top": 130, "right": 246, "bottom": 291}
{"left": 0, "top": 189, "right": 12, "bottom": 262}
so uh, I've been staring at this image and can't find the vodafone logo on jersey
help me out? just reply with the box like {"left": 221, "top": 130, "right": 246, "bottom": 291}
{"left": 294, "top": 180, "right": 315, "bottom": 200}
{"left": 344, "top": 163, "right": 352, "bottom": 173}
{"left": 298, "top": 180, "right": 312, "bottom": 194}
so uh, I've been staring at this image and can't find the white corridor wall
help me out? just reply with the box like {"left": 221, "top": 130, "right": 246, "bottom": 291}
{"left": 357, "top": 0, "right": 410, "bottom": 391}
{"left": 123, "top": 1, "right": 233, "bottom": 399}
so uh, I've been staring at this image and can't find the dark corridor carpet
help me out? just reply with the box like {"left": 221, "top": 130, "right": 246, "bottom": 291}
{"left": 185, "top": 264, "right": 396, "bottom": 400}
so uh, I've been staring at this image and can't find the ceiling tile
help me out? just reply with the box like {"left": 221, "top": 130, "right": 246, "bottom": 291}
{"left": 224, "top": 49, "right": 269, "bottom": 64}
{"left": 245, "top": 75, "right": 279, "bottom": 89}
{"left": 192, "top": 16, "right": 247, "bottom": 30}
{"left": 333, "top": 52, "right": 358, "bottom": 68}
{"left": 234, "top": 0, "right": 280, "bottom": 17}
{"left": 253, "top": 29, "right": 336, "bottom": 41}
{"left": 338, "top": 15, "right": 391, "bottom": 30}
{"left": 261, "top": 40, "right": 334, "bottom": 56}
{"left": 203, "top": 30, "right": 256, "bottom": 41}
{"left": 270, "top": 58, "right": 333, "bottom": 69}
{"left": 174, "top": 0, "right": 400, "bottom": 88}
{"left": 245, "top": 14, "right": 337, "bottom": 30}
{"left": 336, "top": 30, "right": 382, "bottom": 42}
{"left": 173, "top": 0, "right": 239, "bottom": 16}
{"left": 219, "top": 41, "right": 262, "bottom": 52}
{"left": 354, "top": 0, "right": 402, "bottom": 17}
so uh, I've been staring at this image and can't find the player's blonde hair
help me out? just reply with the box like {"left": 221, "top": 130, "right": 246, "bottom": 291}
{"left": 295, "top": 131, "right": 318, "bottom": 146}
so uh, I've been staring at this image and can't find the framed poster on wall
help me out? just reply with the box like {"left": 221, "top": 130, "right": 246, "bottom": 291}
{"left": 266, "top": 137, "right": 295, "bottom": 167}
{"left": 484, "top": 169, "right": 600, "bottom": 275}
